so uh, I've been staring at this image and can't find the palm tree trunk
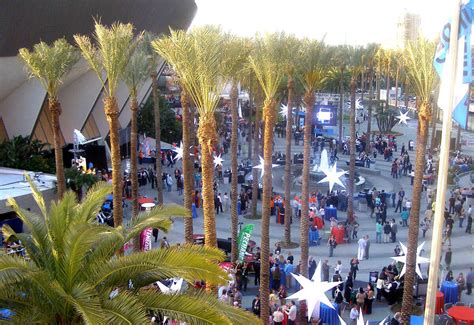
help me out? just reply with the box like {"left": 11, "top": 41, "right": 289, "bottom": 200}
{"left": 152, "top": 72, "right": 164, "bottom": 205}
{"left": 338, "top": 67, "right": 345, "bottom": 151}
{"left": 347, "top": 79, "right": 357, "bottom": 223}
{"left": 230, "top": 83, "right": 239, "bottom": 262}
{"left": 199, "top": 120, "right": 217, "bottom": 248}
{"left": 300, "top": 92, "right": 314, "bottom": 277}
{"left": 49, "top": 97, "right": 66, "bottom": 200}
{"left": 130, "top": 95, "right": 139, "bottom": 220}
{"left": 251, "top": 96, "right": 261, "bottom": 219}
{"left": 283, "top": 77, "right": 294, "bottom": 246}
{"left": 181, "top": 90, "right": 194, "bottom": 244}
{"left": 385, "top": 72, "right": 391, "bottom": 109}
{"left": 248, "top": 88, "right": 253, "bottom": 160}
{"left": 365, "top": 69, "right": 374, "bottom": 155}
{"left": 400, "top": 102, "right": 430, "bottom": 323}
{"left": 430, "top": 104, "right": 438, "bottom": 152}
{"left": 259, "top": 99, "right": 276, "bottom": 325}
{"left": 456, "top": 123, "right": 462, "bottom": 151}
{"left": 394, "top": 67, "right": 399, "bottom": 109}
{"left": 104, "top": 97, "right": 123, "bottom": 228}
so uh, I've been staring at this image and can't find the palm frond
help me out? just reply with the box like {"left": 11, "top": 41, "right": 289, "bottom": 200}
{"left": 76, "top": 182, "right": 112, "bottom": 223}
{"left": 124, "top": 204, "right": 188, "bottom": 242}
{"left": 298, "top": 39, "right": 327, "bottom": 93}
{"left": 0, "top": 255, "right": 38, "bottom": 285}
{"left": 139, "top": 289, "right": 261, "bottom": 325}
{"left": 91, "top": 245, "right": 227, "bottom": 289}
{"left": 123, "top": 41, "right": 151, "bottom": 97}
{"left": 18, "top": 38, "right": 79, "bottom": 96}
{"left": 101, "top": 291, "right": 148, "bottom": 324}
{"left": 47, "top": 191, "right": 76, "bottom": 253}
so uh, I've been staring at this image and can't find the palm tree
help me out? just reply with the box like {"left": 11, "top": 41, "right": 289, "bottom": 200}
{"left": 280, "top": 35, "right": 301, "bottom": 248}
{"left": 123, "top": 42, "right": 151, "bottom": 248}
{"left": 221, "top": 36, "right": 251, "bottom": 262}
{"left": 0, "top": 177, "right": 260, "bottom": 324}
{"left": 153, "top": 26, "right": 226, "bottom": 248}
{"left": 142, "top": 32, "right": 164, "bottom": 206}
{"left": 346, "top": 46, "right": 364, "bottom": 224}
{"left": 75, "top": 21, "right": 140, "bottom": 228}
{"left": 298, "top": 40, "right": 326, "bottom": 276}
{"left": 363, "top": 44, "right": 379, "bottom": 155}
{"left": 18, "top": 39, "right": 80, "bottom": 199}
{"left": 400, "top": 38, "right": 437, "bottom": 323}
{"left": 249, "top": 33, "right": 286, "bottom": 324}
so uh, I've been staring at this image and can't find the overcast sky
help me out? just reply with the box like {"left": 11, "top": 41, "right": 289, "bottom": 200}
{"left": 191, "top": 0, "right": 454, "bottom": 47}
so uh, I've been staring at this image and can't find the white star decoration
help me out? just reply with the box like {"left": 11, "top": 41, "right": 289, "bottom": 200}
{"left": 253, "top": 156, "right": 278, "bottom": 179}
{"left": 318, "top": 164, "right": 346, "bottom": 192}
{"left": 287, "top": 261, "right": 341, "bottom": 321}
{"left": 396, "top": 110, "right": 411, "bottom": 125}
{"left": 213, "top": 154, "right": 224, "bottom": 168}
{"left": 391, "top": 242, "right": 429, "bottom": 279}
{"left": 172, "top": 141, "right": 184, "bottom": 161}
{"left": 157, "top": 278, "right": 183, "bottom": 294}
{"left": 338, "top": 312, "right": 389, "bottom": 325}
{"left": 280, "top": 104, "right": 294, "bottom": 119}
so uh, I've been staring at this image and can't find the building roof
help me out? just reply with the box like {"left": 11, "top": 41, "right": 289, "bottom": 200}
{"left": 0, "top": 168, "right": 56, "bottom": 201}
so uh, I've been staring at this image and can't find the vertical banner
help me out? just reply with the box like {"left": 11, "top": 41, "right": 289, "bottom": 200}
{"left": 140, "top": 228, "right": 153, "bottom": 251}
{"left": 237, "top": 224, "right": 254, "bottom": 261}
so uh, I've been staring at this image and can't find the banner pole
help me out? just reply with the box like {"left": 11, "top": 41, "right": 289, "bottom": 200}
{"left": 424, "top": 0, "right": 461, "bottom": 323}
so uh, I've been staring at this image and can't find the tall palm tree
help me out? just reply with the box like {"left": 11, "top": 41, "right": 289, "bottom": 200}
{"left": 75, "top": 22, "right": 140, "bottom": 228}
{"left": 346, "top": 46, "right": 364, "bottom": 224}
{"left": 153, "top": 26, "right": 226, "bottom": 248}
{"left": 0, "top": 177, "right": 259, "bottom": 324}
{"left": 298, "top": 40, "right": 326, "bottom": 276}
{"left": 19, "top": 39, "right": 79, "bottom": 199}
{"left": 400, "top": 38, "right": 437, "bottom": 323}
{"left": 123, "top": 42, "right": 151, "bottom": 246}
{"left": 221, "top": 36, "right": 251, "bottom": 262}
{"left": 364, "top": 44, "right": 379, "bottom": 155}
{"left": 383, "top": 49, "right": 393, "bottom": 110}
{"left": 281, "top": 35, "right": 301, "bottom": 248}
{"left": 250, "top": 85, "right": 263, "bottom": 219}
{"left": 249, "top": 33, "right": 286, "bottom": 324}
{"left": 142, "top": 32, "right": 164, "bottom": 206}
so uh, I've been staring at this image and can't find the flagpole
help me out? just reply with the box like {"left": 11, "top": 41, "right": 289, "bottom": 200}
{"left": 424, "top": 0, "right": 461, "bottom": 323}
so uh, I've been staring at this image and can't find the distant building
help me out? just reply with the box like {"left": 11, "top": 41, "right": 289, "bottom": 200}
{"left": 396, "top": 10, "right": 421, "bottom": 49}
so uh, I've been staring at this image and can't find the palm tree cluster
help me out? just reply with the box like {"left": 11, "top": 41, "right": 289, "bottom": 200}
{"left": 15, "top": 19, "right": 437, "bottom": 324}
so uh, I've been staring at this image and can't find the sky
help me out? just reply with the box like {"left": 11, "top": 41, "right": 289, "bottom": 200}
{"left": 191, "top": 0, "right": 453, "bottom": 47}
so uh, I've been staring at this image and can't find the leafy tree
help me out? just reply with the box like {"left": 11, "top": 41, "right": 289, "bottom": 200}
{"left": 374, "top": 102, "right": 398, "bottom": 133}
{"left": 0, "top": 136, "right": 55, "bottom": 173}
{"left": 0, "top": 178, "right": 259, "bottom": 324}
{"left": 137, "top": 96, "right": 182, "bottom": 144}
{"left": 64, "top": 168, "right": 98, "bottom": 201}
{"left": 18, "top": 38, "right": 80, "bottom": 199}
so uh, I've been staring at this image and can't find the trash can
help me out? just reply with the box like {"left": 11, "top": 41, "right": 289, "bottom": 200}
{"left": 358, "top": 192, "right": 367, "bottom": 212}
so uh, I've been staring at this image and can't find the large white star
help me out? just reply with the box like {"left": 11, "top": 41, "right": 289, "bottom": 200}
{"left": 213, "top": 154, "right": 224, "bottom": 168}
{"left": 172, "top": 141, "right": 184, "bottom": 161}
{"left": 287, "top": 261, "right": 341, "bottom": 321}
{"left": 338, "top": 313, "right": 389, "bottom": 325}
{"left": 156, "top": 278, "right": 183, "bottom": 294}
{"left": 391, "top": 242, "right": 429, "bottom": 279}
{"left": 318, "top": 164, "right": 346, "bottom": 192}
{"left": 280, "top": 104, "right": 289, "bottom": 119}
{"left": 396, "top": 110, "right": 411, "bottom": 125}
{"left": 253, "top": 155, "right": 278, "bottom": 179}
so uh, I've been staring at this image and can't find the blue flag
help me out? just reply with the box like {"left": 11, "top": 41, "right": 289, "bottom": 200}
{"left": 434, "top": 0, "right": 473, "bottom": 129}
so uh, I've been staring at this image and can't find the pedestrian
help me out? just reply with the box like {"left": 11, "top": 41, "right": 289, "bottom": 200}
{"left": 467, "top": 212, "right": 473, "bottom": 234}
{"left": 394, "top": 188, "right": 405, "bottom": 213}
{"left": 251, "top": 295, "right": 260, "bottom": 316}
{"left": 152, "top": 228, "right": 159, "bottom": 243}
{"left": 390, "top": 219, "right": 398, "bottom": 243}
{"left": 466, "top": 267, "right": 474, "bottom": 295}
{"left": 456, "top": 273, "right": 465, "bottom": 301}
{"left": 160, "top": 236, "right": 170, "bottom": 249}
{"left": 349, "top": 306, "right": 359, "bottom": 325}
{"left": 356, "top": 287, "right": 366, "bottom": 309}
{"left": 443, "top": 224, "right": 452, "bottom": 246}
{"left": 401, "top": 209, "right": 409, "bottom": 227}
{"left": 383, "top": 222, "right": 392, "bottom": 243}
{"left": 350, "top": 257, "right": 359, "bottom": 280}
{"left": 328, "top": 235, "right": 337, "bottom": 257}
{"left": 285, "top": 301, "right": 297, "bottom": 325}
{"left": 459, "top": 209, "right": 466, "bottom": 228}
{"left": 165, "top": 173, "right": 173, "bottom": 192}
{"left": 352, "top": 222, "right": 359, "bottom": 239}
{"left": 223, "top": 192, "right": 229, "bottom": 212}
{"left": 444, "top": 247, "right": 452, "bottom": 270}
{"left": 357, "top": 237, "right": 366, "bottom": 260}
{"left": 322, "top": 260, "right": 330, "bottom": 282}
{"left": 364, "top": 235, "right": 371, "bottom": 259}
{"left": 272, "top": 307, "right": 284, "bottom": 325}
{"left": 376, "top": 221, "right": 383, "bottom": 243}
{"left": 365, "top": 283, "right": 375, "bottom": 314}
{"left": 394, "top": 244, "right": 402, "bottom": 256}
{"left": 421, "top": 218, "right": 430, "bottom": 238}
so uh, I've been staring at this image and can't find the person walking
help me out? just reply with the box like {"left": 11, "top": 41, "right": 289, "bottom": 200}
{"left": 456, "top": 273, "right": 465, "bottom": 301}
{"left": 394, "top": 188, "right": 405, "bottom": 213}
{"left": 383, "top": 222, "right": 392, "bottom": 243}
{"left": 251, "top": 295, "right": 260, "bottom": 316}
{"left": 376, "top": 221, "right": 383, "bottom": 243}
{"left": 223, "top": 192, "right": 229, "bottom": 212}
{"left": 466, "top": 211, "right": 473, "bottom": 234}
{"left": 349, "top": 306, "right": 359, "bottom": 325}
{"left": 421, "top": 218, "right": 430, "bottom": 238}
{"left": 322, "top": 260, "right": 330, "bottom": 282}
{"left": 466, "top": 267, "right": 474, "bottom": 295}
{"left": 390, "top": 219, "right": 398, "bottom": 243}
{"left": 285, "top": 301, "right": 297, "bottom": 325}
{"left": 357, "top": 236, "right": 366, "bottom": 260}
{"left": 328, "top": 235, "right": 337, "bottom": 257}
{"left": 445, "top": 247, "right": 452, "bottom": 270}
{"left": 364, "top": 235, "right": 371, "bottom": 259}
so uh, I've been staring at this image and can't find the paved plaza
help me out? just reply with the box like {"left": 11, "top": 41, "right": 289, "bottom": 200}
{"left": 127, "top": 115, "right": 474, "bottom": 322}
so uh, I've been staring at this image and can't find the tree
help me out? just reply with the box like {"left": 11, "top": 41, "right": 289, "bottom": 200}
{"left": 123, "top": 41, "right": 151, "bottom": 249}
{"left": 153, "top": 26, "right": 226, "bottom": 248}
{"left": 0, "top": 136, "right": 55, "bottom": 173}
{"left": 142, "top": 32, "right": 164, "bottom": 207}
{"left": 0, "top": 177, "right": 259, "bottom": 324}
{"left": 346, "top": 46, "right": 364, "bottom": 224}
{"left": 64, "top": 167, "right": 98, "bottom": 201}
{"left": 298, "top": 39, "right": 326, "bottom": 276}
{"left": 374, "top": 102, "right": 398, "bottom": 133}
{"left": 221, "top": 36, "right": 251, "bottom": 262}
{"left": 18, "top": 39, "right": 80, "bottom": 199}
{"left": 400, "top": 38, "right": 437, "bottom": 323}
{"left": 249, "top": 33, "right": 286, "bottom": 324}
{"left": 75, "top": 21, "right": 140, "bottom": 229}
{"left": 363, "top": 44, "right": 379, "bottom": 154}
{"left": 280, "top": 34, "right": 301, "bottom": 248}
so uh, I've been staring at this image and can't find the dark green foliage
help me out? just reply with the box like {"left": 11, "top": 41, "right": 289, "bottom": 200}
{"left": 0, "top": 136, "right": 55, "bottom": 173}
{"left": 374, "top": 101, "right": 398, "bottom": 134}
{"left": 64, "top": 168, "right": 99, "bottom": 200}
{"left": 137, "top": 96, "right": 182, "bottom": 143}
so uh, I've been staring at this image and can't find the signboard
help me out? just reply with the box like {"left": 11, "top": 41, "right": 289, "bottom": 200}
{"left": 237, "top": 224, "right": 254, "bottom": 261}
{"left": 140, "top": 228, "right": 153, "bottom": 251}
{"left": 313, "top": 105, "right": 338, "bottom": 126}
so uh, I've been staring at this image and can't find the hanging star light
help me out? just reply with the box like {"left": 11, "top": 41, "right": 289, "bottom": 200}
{"left": 213, "top": 154, "right": 224, "bottom": 167}
{"left": 338, "top": 313, "right": 389, "bottom": 325}
{"left": 279, "top": 104, "right": 289, "bottom": 119}
{"left": 156, "top": 278, "right": 183, "bottom": 294}
{"left": 391, "top": 242, "right": 429, "bottom": 279}
{"left": 318, "top": 164, "right": 346, "bottom": 192}
{"left": 395, "top": 110, "right": 411, "bottom": 125}
{"left": 172, "top": 141, "right": 184, "bottom": 161}
{"left": 253, "top": 155, "right": 278, "bottom": 179}
{"left": 287, "top": 261, "right": 341, "bottom": 321}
